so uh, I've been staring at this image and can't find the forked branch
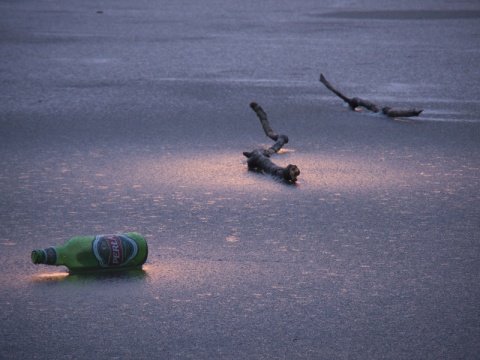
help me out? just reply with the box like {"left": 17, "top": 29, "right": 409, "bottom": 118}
{"left": 319, "top": 73, "right": 423, "bottom": 118}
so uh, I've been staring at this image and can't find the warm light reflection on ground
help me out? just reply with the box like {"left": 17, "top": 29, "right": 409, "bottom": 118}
{"left": 130, "top": 151, "right": 414, "bottom": 193}
{"left": 31, "top": 272, "right": 69, "bottom": 283}
{"left": 26, "top": 264, "right": 198, "bottom": 286}
{"left": 132, "top": 152, "right": 261, "bottom": 189}
{"left": 142, "top": 261, "right": 236, "bottom": 286}
{"left": 30, "top": 268, "right": 149, "bottom": 283}
{"left": 296, "top": 155, "right": 414, "bottom": 191}
{"left": 141, "top": 263, "right": 182, "bottom": 283}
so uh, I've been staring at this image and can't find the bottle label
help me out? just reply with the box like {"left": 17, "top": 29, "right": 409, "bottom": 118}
{"left": 92, "top": 234, "right": 139, "bottom": 268}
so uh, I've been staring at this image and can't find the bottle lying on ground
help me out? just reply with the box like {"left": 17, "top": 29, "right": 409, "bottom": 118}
{"left": 31, "top": 233, "right": 148, "bottom": 273}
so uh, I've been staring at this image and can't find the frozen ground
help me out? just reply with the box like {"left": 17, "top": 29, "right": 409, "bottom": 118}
{"left": 1, "top": 0, "right": 479, "bottom": 359}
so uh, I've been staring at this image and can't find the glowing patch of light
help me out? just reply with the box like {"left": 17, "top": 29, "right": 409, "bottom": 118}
{"left": 31, "top": 272, "right": 69, "bottom": 283}
{"left": 122, "top": 150, "right": 416, "bottom": 193}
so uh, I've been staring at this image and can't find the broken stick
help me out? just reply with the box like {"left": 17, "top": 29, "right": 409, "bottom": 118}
{"left": 319, "top": 73, "right": 423, "bottom": 117}
{"left": 243, "top": 102, "right": 300, "bottom": 183}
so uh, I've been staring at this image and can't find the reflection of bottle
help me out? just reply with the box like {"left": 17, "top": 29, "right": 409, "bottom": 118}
{"left": 31, "top": 233, "right": 148, "bottom": 272}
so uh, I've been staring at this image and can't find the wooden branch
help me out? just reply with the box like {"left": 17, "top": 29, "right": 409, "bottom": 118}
{"left": 244, "top": 102, "right": 300, "bottom": 183}
{"left": 319, "top": 74, "right": 381, "bottom": 112}
{"left": 243, "top": 150, "right": 300, "bottom": 183}
{"left": 350, "top": 97, "right": 382, "bottom": 113}
{"left": 319, "top": 73, "right": 352, "bottom": 104}
{"left": 382, "top": 107, "right": 423, "bottom": 117}
{"left": 249, "top": 102, "right": 278, "bottom": 141}
{"left": 319, "top": 73, "right": 422, "bottom": 117}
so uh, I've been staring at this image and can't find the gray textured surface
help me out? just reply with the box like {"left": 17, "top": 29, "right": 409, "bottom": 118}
{"left": 1, "top": 1, "right": 479, "bottom": 359}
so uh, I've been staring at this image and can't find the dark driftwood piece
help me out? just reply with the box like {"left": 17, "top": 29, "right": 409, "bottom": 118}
{"left": 243, "top": 102, "right": 300, "bottom": 183}
{"left": 319, "top": 73, "right": 423, "bottom": 118}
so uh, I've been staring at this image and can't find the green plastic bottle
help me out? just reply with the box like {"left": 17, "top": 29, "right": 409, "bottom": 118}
{"left": 31, "top": 233, "right": 148, "bottom": 273}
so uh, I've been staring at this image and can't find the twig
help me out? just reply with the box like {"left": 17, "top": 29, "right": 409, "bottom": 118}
{"left": 319, "top": 73, "right": 422, "bottom": 117}
{"left": 244, "top": 102, "right": 300, "bottom": 183}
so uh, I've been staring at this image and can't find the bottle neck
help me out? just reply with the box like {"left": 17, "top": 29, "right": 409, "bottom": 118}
{"left": 31, "top": 247, "right": 58, "bottom": 265}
